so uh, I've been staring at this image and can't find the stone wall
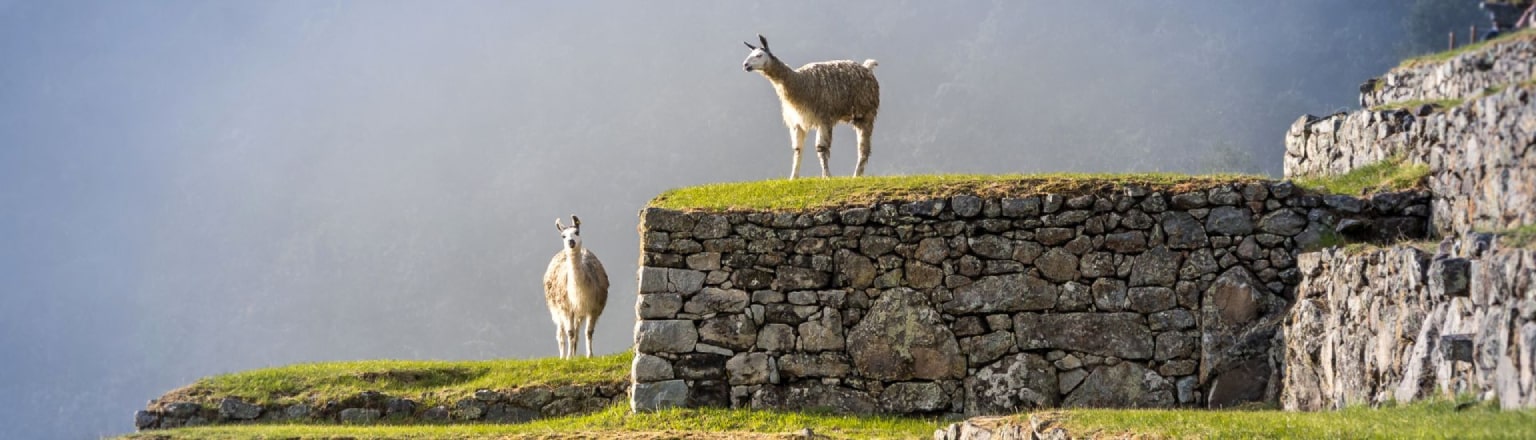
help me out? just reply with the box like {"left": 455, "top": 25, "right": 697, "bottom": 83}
{"left": 1282, "top": 236, "right": 1536, "bottom": 410}
{"left": 1284, "top": 85, "right": 1536, "bottom": 236}
{"left": 134, "top": 382, "right": 626, "bottom": 430}
{"left": 1358, "top": 34, "right": 1536, "bottom": 109}
{"left": 630, "top": 183, "right": 1429, "bottom": 416}
{"left": 1277, "top": 27, "right": 1536, "bottom": 414}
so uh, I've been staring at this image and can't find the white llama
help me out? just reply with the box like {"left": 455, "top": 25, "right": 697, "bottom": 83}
{"left": 742, "top": 34, "right": 881, "bottom": 178}
{"left": 543, "top": 215, "right": 609, "bottom": 359}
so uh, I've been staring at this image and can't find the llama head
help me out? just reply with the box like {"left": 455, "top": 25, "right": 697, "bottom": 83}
{"left": 742, "top": 34, "right": 775, "bottom": 72}
{"left": 555, "top": 215, "right": 582, "bottom": 251}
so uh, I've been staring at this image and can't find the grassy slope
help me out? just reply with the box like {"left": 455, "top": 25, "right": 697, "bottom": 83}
{"left": 1057, "top": 400, "right": 1536, "bottom": 439}
{"left": 152, "top": 351, "right": 631, "bottom": 411}
{"left": 124, "top": 404, "right": 942, "bottom": 440}
{"left": 648, "top": 173, "right": 1266, "bottom": 212}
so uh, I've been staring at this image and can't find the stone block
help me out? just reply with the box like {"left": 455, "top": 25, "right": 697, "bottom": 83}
{"left": 1014, "top": 312, "right": 1153, "bottom": 360}
{"left": 635, "top": 320, "right": 698, "bottom": 354}
{"left": 631, "top": 380, "right": 689, "bottom": 412}
{"left": 727, "top": 352, "right": 775, "bottom": 385}
{"left": 881, "top": 381, "right": 950, "bottom": 413}
{"left": 339, "top": 408, "right": 381, "bottom": 424}
{"left": 1063, "top": 363, "right": 1174, "bottom": 408}
{"left": 849, "top": 288, "right": 965, "bottom": 381}
{"left": 218, "top": 398, "right": 261, "bottom": 420}
{"left": 941, "top": 273, "right": 1058, "bottom": 314}
{"left": 965, "top": 353, "right": 1058, "bottom": 415}
{"left": 633, "top": 353, "right": 675, "bottom": 382}
{"left": 1429, "top": 257, "right": 1471, "bottom": 297}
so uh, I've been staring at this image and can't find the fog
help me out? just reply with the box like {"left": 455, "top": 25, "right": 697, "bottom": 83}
{"left": 0, "top": 1, "right": 1479, "bottom": 437}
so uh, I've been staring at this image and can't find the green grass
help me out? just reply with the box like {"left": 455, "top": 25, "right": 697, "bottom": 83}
{"left": 1370, "top": 97, "right": 1464, "bottom": 113}
{"left": 1399, "top": 28, "right": 1536, "bottom": 68}
{"left": 121, "top": 404, "right": 943, "bottom": 439}
{"left": 1053, "top": 399, "right": 1536, "bottom": 439}
{"left": 1492, "top": 223, "right": 1536, "bottom": 248}
{"left": 1302, "top": 228, "right": 1348, "bottom": 252}
{"left": 1293, "top": 156, "right": 1430, "bottom": 196}
{"left": 155, "top": 351, "right": 631, "bottom": 410}
{"left": 648, "top": 173, "right": 1267, "bottom": 212}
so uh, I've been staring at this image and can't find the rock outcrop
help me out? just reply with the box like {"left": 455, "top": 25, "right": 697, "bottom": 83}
{"left": 1281, "top": 236, "right": 1536, "bottom": 410}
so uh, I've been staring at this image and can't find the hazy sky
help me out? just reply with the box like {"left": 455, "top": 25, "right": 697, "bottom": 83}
{"left": 0, "top": 1, "right": 1477, "bottom": 437}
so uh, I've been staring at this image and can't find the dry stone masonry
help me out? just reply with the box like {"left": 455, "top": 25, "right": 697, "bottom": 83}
{"left": 1358, "top": 34, "right": 1536, "bottom": 110}
{"left": 631, "top": 184, "right": 1428, "bottom": 416}
{"left": 1286, "top": 33, "right": 1536, "bottom": 238}
{"left": 134, "top": 383, "right": 626, "bottom": 430}
{"left": 1286, "top": 87, "right": 1536, "bottom": 238}
{"left": 1278, "top": 32, "right": 1536, "bottom": 412}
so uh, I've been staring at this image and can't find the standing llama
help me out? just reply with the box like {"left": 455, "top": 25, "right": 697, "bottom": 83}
{"left": 742, "top": 34, "right": 881, "bottom": 179}
{"left": 543, "top": 215, "right": 609, "bottom": 359}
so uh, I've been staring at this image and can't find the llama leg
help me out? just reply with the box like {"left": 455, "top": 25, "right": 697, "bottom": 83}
{"left": 789, "top": 125, "right": 807, "bottom": 179}
{"left": 815, "top": 126, "right": 833, "bottom": 178}
{"left": 565, "top": 326, "right": 579, "bottom": 360}
{"left": 583, "top": 317, "right": 596, "bottom": 358}
{"left": 854, "top": 121, "right": 873, "bottom": 177}
{"left": 554, "top": 324, "right": 568, "bottom": 359}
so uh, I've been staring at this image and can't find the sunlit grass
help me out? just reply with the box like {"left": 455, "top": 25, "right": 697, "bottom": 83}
{"left": 1370, "top": 97, "right": 1464, "bottom": 113}
{"left": 648, "top": 173, "right": 1268, "bottom": 212}
{"left": 1054, "top": 399, "right": 1536, "bottom": 439}
{"left": 121, "top": 403, "right": 944, "bottom": 439}
{"left": 1399, "top": 28, "right": 1536, "bottom": 68}
{"left": 157, "top": 351, "right": 632, "bottom": 410}
{"left": 1492, "top": 223, "right": 1536, "bottom": 249}
{"left": 1293, "top": 156, "right": 1429, "bottom": 196}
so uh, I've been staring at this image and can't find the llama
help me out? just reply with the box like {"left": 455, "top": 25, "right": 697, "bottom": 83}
{"left": 742, "top": 34, "right": 881, "bottom": 179}
{"left": 543, "top": 215, "right": 609, "bottom": 359}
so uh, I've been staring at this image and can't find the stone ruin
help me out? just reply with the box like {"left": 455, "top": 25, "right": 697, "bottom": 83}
{"left": 630, "top": 183, "right": 1430, "bottom": 416}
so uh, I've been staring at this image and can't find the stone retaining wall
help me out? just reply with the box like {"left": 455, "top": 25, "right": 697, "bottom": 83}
{"left": 1284, "top": 85, "right": 1536, "bottom": 236}
{"left": 1282, "top": 236, "right": 1536, "bottom": 410}
{"left": 630, "top": 184, "right": 1429, "bottom": 416}
{"left": 1359, "top": 35, "right": 1536, "bottom": 109}
{"left": 134, "top": 382, "right": 626, "bottom": 430}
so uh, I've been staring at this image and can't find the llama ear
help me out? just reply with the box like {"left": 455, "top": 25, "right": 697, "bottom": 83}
{"left": 572, "top": 215, "right": 582, "bottom": 228}
{"left": 555, "top": 219, "right": 565, "bottom": 231}
{"left": 758, "top": 34, "right": 770, "bottom": 52}
{"left": 744, "top": 41, "right": 757, "bottom": 50}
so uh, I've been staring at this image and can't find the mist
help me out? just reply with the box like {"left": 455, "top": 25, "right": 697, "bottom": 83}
{"left": 0, "top": 1, "right": 1478, "bottom": 437}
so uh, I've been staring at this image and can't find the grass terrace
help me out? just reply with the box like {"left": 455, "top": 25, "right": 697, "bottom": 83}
{"left": 648, "top": 173, "right": 1268, "bottom": 212}
{"left": 122, "top": 404, "right": 942, "bottom": 439}
{"left": 1398, "top": 27, "right": 1536, "bottom": 68}
{"left": 1293, "top": 155, "right": 1430, "bottom": 196}
{"left": 1369, "top": 97, "right": 1465, "bottom": 113}
{"left": 150, "top": 351, "right": 631, "bottom": 411}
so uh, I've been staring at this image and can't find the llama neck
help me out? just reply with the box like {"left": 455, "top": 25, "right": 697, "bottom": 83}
{"left": 563, "top": 248, "right": 589, "bottom": 285}
{"left": 562, "top": 248, "right": 596, "bottom": 310}
{"left": 759, "top": 56, "right": 798, "bottom": 91}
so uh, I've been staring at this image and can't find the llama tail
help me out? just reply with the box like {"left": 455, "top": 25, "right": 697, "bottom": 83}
{"left": 862, "top": 59, "right": 879, "bottom": 72}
